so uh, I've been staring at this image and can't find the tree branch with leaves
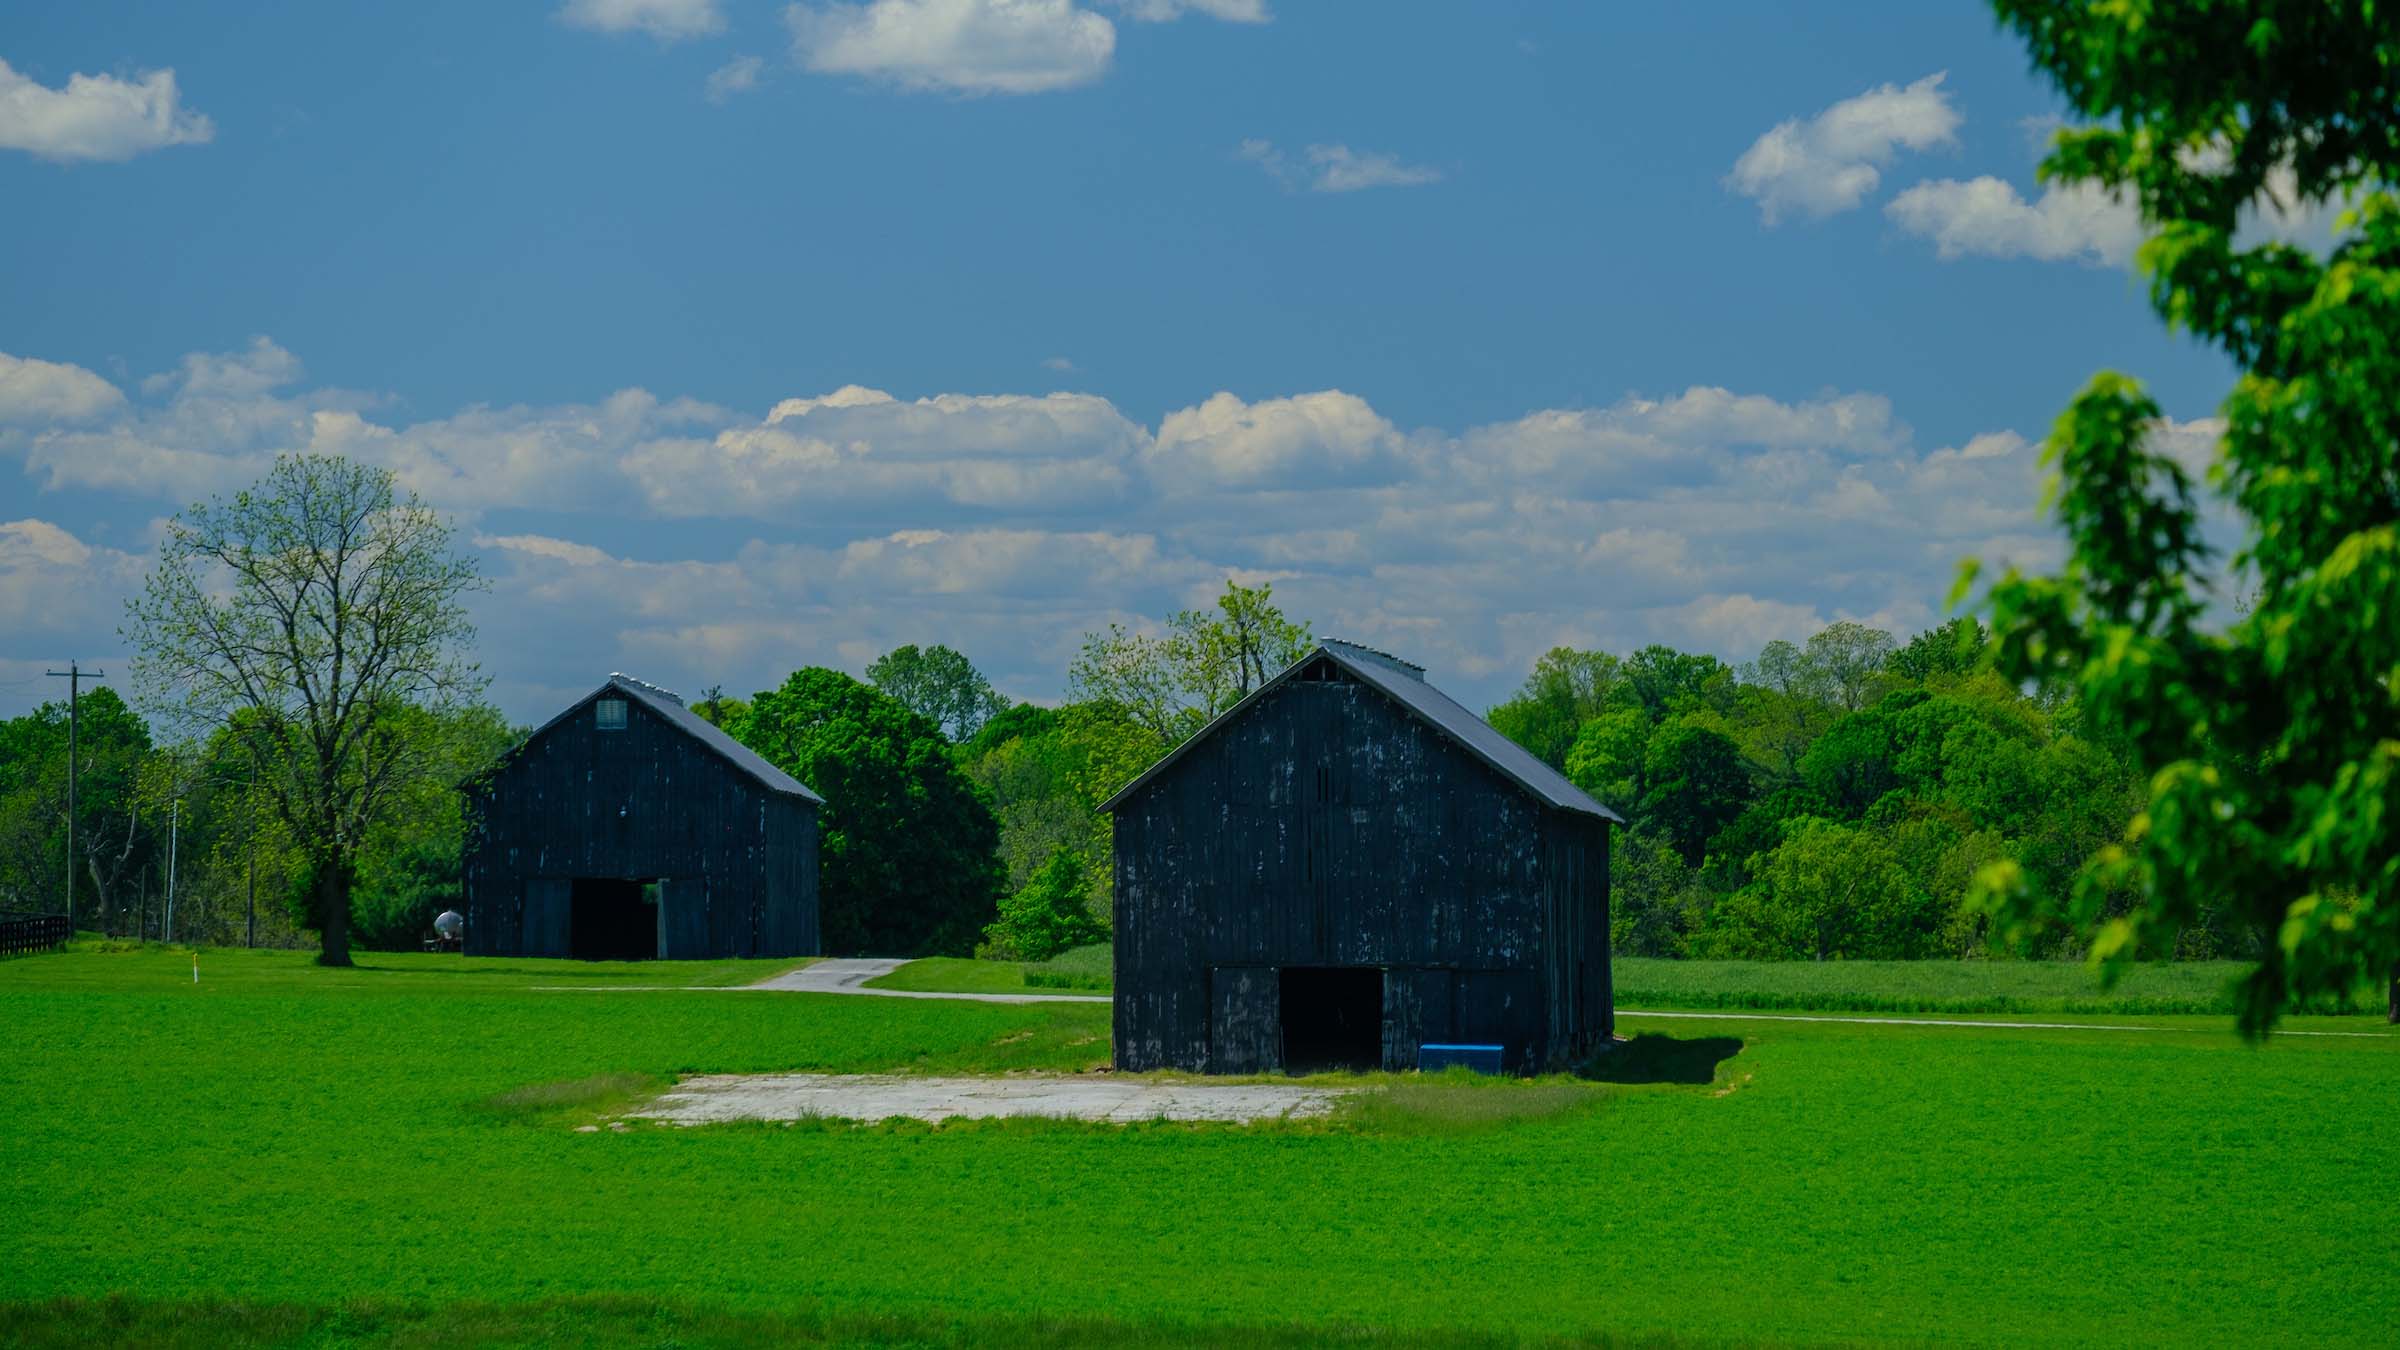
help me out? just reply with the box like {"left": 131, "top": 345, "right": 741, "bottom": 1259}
{"left": 1067, "top": 580, "right": 1313, "bottom": 741}
{"left": 1966, "top": 0, "right": 2400, "bottom": 1031}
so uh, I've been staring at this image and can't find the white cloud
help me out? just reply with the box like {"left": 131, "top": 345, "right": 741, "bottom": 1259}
{"left": 2238, "top": 166, "right": 2366, "bottom": 252}
{"left": 0, "top": 353, "right": 126, "bottom": 424}
{"left": 558, "top": 0, "right": 727, "bottom": 40}
{"left": 1241, "top": 139, "right": 1441, "bottom": 194}
{"left": 0, "top": 58, "right": 214, "bottom": 164}
{"left": 141, "top": 334, "right": 305, "bottom": 399}
{"left": 479, "top": 533, "right": 615, "bottom": 567}
{"left": 1, "top": 335, "right": 2119, "bottom": 719}
{"left": 0, "top": 519, "right": 145, "bottom": 642}
{"left": 1454, "top": 386, "right": 1906, "bottom": 497}
{"left": 1306, "top": 144, "right": 1441, "bottom": 193}
{"left": 1041, "top": 356, "right": 1077, "bottom": 373}
{"left": 1885, "top": 175, "right": 2143, "bottom": 265}
{"left": 629, "top": 385, "right": 1146, "bottom": 514}
{"left": 1106, "top": 0, "right": 1266, "bottom": 20}
{"left": 2149, "top": 416, "right": 2224, "bottom": 479}
{"left": 1726, "top": 72, "right": 1959, "bottom": 223}
{"left": 1671, "top": 593, "right": 1828, "bottom": 653}
{"left": 787, "top": 0, "right": 1116, "bottom": 95}
{"left": 705, "top": 55, "right": 768, "bottom": 102}
{"left": 1150, "top": 390, "right": 1409, "bottom": 490}
{"left": 1890, "top": 154, "right": 2365, "bottom": 269}
{"left": 832, "top": 527, "right": 1176, "bottom": 595}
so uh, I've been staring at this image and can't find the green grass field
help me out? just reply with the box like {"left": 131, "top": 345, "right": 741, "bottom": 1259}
{"left": 868, "top": 949, "right": 2376, "bottom": 1018}
{"left": 1607, "top": 955, "right": 2367, "bottom": 1015}
{"left": 5, "top": 945, "right": 2395, "bottom": 1347}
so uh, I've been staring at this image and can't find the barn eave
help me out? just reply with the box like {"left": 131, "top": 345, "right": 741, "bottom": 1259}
{"left": 1097, "top": 641, "right": 1625, "bottom": 824}
{"left": 484, "top": 675, "right": 823, "bottom": 805}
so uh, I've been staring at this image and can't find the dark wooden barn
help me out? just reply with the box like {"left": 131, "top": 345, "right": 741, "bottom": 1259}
{"left": 1104, "top": 640, "right": 1623, "bottom": 1075}
{"left": 462, "top": 674, "right": 821, "bottom": 960}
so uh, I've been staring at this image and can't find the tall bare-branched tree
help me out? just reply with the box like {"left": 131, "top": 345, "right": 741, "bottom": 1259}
{"left": 124, "top": 454, "right": 483, "bottom": 966}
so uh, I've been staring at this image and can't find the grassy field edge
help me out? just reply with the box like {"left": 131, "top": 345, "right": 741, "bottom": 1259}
{"left": 867, "top": 951, "right": 2386, "bottom": 1018}
{"left": 0, "top": 1294, "right": 1714, "bottom": 1350}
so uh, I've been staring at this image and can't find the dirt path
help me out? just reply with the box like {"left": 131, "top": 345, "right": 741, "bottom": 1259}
{"left": 538, "top": 957, "right": 1110, "bottom": 1003}
{"left": 632, "top": 1072, "right": 1347, "bottom": 1124}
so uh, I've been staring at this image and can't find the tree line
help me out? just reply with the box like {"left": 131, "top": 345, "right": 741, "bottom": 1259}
{"left": 0, "top": 443, "right": 2382, "bottom": 1024}
{"left": 0, "top": 505, "right": 2183, "bottom": 973}
{"left": 0, "top": 456, "right": 1308, "bottom": 968}
{"left": 1485, "top": 622, "right": 2193, "bottom": 961}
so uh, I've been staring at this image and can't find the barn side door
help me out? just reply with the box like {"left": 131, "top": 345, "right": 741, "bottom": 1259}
{"left": 659, "top": 878, "right": 708, "bottom": 959}
{"left": 1208, "top": 965, "right": 1281, "bottom": 1074}
{"left": 1381, "top": 970, "right": 1423, "bottom": 1072}
{"left": 525, "top": 878, "right": 571, "bottom": 958}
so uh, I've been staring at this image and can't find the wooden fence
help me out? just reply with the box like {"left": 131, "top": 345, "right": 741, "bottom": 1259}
{"left": 0, "top": 911, "right": 72, "bottom": 957}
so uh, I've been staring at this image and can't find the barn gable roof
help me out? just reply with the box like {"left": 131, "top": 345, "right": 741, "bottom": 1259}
{"left": 1099, "top": 640, "right": 1624, "bottom": 822}
{"left": 506, "top": 674, "right": 823, "bottom": 804}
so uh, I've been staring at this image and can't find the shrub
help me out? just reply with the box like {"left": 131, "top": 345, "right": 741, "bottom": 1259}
{"left": 983, "top": 847, "right": 1108, "bottom": 961}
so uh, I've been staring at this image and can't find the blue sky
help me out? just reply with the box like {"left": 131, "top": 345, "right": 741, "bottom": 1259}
{"left": 0, "top": 1, "right": 2260, "bottom": 723}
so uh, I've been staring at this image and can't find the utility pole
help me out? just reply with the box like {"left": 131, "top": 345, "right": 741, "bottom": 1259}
{"left": 166, "top": 795, "right": 180, "bottom": 943}
{"left": 43, "top": 662, "right": 104, "bottom": 928}
{"left": 245, "top": 777, "right": 257, "bottom": 948}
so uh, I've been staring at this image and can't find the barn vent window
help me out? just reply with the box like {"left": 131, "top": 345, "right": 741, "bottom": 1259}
{"left": 596, "top": 698, "right": 628, "bottom": 731}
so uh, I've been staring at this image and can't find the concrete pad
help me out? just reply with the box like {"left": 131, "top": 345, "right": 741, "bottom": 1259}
{"left": 631, "top": 1073, "right": 1351, "bottom": 1125}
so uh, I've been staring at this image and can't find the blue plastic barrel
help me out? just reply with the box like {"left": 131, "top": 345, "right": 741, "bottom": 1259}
{"left": 1419, "top": 1043, "right": 1504, "bottom": 1074}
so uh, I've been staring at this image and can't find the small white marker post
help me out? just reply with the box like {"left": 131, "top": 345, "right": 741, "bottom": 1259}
{"left": 192, "top": 952, "right": 199, "bottom": 984}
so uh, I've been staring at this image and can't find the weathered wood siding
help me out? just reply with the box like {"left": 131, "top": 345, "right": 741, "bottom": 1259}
{"left": 1113, "top": 670, "right": 1609, "bottom": 1073}
{"left": 461, "top": 693, "right": 818, "bottom": 959}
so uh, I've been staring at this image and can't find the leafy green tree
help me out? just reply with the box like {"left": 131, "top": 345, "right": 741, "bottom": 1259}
{"left": 1068, "top": 580, "right": 1312, "bottom": 740}
{"left": 1562, "top": 707, "right": 1650, "bottom": 808}
{"left": 1704, "top": 785, "right": 1831, "bottom": 884}
{"left": 1734, "top": 641, "right": 1834, "bottom": 781}
{"left": 982, "top": 845, "right": 1109, "bottom": 961}
{"left": 1704, "top": 818, "right": 1931, "bottom": 961}
{"left": 1055, "top": 699, "right": 1173, "bottom": 900}
{"left": 965, "top": 713, "right": 1103, "bottom": 891}
{"left": 1609, "top": 831, "right": 1708, "bottom": 957}
{"left": 123, "top": 455, "right": 484, "bottom": 965}
{"left": 1639, "top": 719, "right": 1754, "bottom": 865}
{"left": 733, "top": 668, "right": 1001, "bottom": 955}
{"left": 1967, "top": 0, "right": 2400, "bottom": 1029}
{"left": 962, "top": 701, "right": 1061, "bottom": 760}
{"left": 347, "top": 703, "right": 515, "bottom": 950}
{"left": 1889, "top": 618, "right": 1990, "bottom": 685}
{"left": 1798, "top": 695, "right": 1913, "bottom": 817}
{"left": 865, "top": 644, "right": 1008, "bottom": 742}
{"left": 689, "top": 685, "right": 747, "bottom": 730}
{"left": 1194, "top": 579, "right": 1315, "bottom": 700}
{"left": 1618, "top": 645, "right": 1732, "bottom": 722}
{"left": 0, "top": 688, "right": 156, "bottom": 928}
{"left": 1875, "top": 799, "right": 2011, "bottom": 958}
{"left": 1799, "top": 621, "right": 1896, "bottom": 713}
{"left": 1487, "top": 647, "right": 1622, "bottom": 769}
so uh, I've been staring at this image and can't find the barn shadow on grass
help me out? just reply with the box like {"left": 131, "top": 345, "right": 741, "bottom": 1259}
{"left": 1580, "top": 1033, "right": 1743, "bottom": 1086}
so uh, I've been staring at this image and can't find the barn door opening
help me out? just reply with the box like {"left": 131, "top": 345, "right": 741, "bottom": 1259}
{"left": 1279, "top": 966, "right": 1384, "bottom": 1072}
{"left": 569, "top": 877, "right": 658, "bottom": 960}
